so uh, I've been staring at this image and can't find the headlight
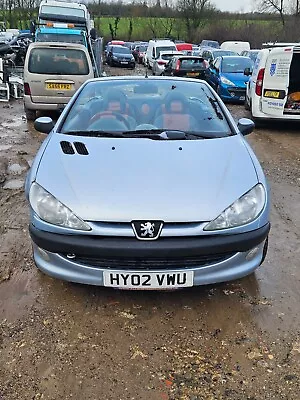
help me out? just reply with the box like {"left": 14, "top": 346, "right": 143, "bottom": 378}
{"left": 220, "top": 76, "right": 235, "bottom": 86}
{"left": 29, "top": 182, "right": 91, "bottom": 231}
{"left": 204, "top": 184, "right": 266, "bottom": 231}
{"left": 113, "top": 56, "right": 118, "bottom": 60}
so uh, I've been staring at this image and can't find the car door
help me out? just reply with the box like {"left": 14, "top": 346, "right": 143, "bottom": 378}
{"left": 207, "top": 57, "right": 220, "bottom": 89}
{"left": 261, "top": 46, "right": 294, "bottom": 116}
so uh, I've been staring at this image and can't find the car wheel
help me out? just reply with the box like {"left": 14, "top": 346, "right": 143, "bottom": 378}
{"left": 244, "top": 97, "right": 250, "bottom": 111}
{"left": 24, "top": 107, "right": 36, "bottom": 121}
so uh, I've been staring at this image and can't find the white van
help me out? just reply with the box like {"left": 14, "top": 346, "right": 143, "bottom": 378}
{"left": 245, "top": 44, "right": 300, "bottom": 122}
{"left": 145, "top": 39, "right": 176, "bottom": 68}
{"left": 220, "top": 41, "right": 250, "bottom": 55}
{"left": 23, "top": 41, "right": 94, "bottom": 120}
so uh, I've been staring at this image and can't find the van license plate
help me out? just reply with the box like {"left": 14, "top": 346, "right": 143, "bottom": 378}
{"left": 46, "top": 83, "right": 72, "bottom": 90}
{"left": 103, "top": 271, "right": 194, "bottom": 289}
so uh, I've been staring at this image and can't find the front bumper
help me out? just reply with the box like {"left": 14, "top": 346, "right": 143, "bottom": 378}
{"left": 30, "top": 223, "right": 270, "bottom": 287}
{"left": 112, "top": 59, "right": 135, "bottom": 68}
{"left": 220, "top": 85, "right": 246, "bottom": 102}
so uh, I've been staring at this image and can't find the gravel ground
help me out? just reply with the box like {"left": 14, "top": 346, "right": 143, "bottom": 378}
{"left": 0, "top": 64, "right": 299, "bottom": 399}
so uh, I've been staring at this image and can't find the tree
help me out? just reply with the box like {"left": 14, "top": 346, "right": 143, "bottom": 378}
{"left": 257, "top": 0, "right": 286, "bottom": 26}
{"left": 176, "top": 0, "right": 216, "bottom": 42}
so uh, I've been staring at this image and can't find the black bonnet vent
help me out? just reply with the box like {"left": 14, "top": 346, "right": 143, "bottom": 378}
{"left": 60, "top": 141, "right": 75, "bottom": 155}
{"left": 74, "top": 142, "right": 89, "bottom": 155}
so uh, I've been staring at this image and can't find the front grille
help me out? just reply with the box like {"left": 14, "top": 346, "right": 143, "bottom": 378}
{"left": 60, "top": 252, "right": 236, "bottom": 270}
{"left": 228, "top": 88, "right": 246, "bottom": 95}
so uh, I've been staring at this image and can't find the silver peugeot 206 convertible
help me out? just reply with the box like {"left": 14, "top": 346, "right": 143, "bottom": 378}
{"left": 25, "top": 76, "right": 270, "bottom": 290}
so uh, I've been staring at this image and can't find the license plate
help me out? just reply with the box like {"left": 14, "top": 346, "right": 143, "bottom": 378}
{"left": 103, "top": 271, "right": 194, "bottom": 289}
{"left": 46, "top": 83, "right": 72, "bottom": 90}
{"left": 120, "top": 61, "right": 128, "bottom": 64}
{"left": 264, "top": 90, "right": 280, "bottom": 98}
{"left": 187, "top": 72, "right": 199, "bottom": 77}
{"left": 239, "top": 96, "right": 245, "bottom": 101}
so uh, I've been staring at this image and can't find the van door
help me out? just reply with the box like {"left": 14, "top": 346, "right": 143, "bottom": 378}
{"left": 261, "top": 46, "right": 293, "bottom": 116}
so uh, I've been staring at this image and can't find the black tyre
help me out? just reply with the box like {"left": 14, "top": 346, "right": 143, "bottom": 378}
{"left": 24, "top": 108, "right": 36, "bottom": 121}
{"left": 244, "top": 97, "right": 250, "bottom": 111}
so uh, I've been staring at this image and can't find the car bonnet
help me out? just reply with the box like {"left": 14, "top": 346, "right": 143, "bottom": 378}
{"left": 35, "top": 134, "right": 258, "bottom": 223}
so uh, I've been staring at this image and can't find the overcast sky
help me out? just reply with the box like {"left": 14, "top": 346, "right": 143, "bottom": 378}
{"left": 213, "top": 0, "right": 254, "bottom": 13}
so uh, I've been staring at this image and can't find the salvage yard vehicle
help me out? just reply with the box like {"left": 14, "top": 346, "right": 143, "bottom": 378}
{"left": 146, "top": 39, "right": 176, "bottom": 68}
{"left": 245, "top": 44, "right": 300, "bottom": 121}
{"left": 26, "top": 76, "right": 270, "bottom": 289}
{"left": 23, "top": 41, "right": 94, "bottom": 120}
{"left": 220, "top": 41, "right": 250, "bottom": 55}
{"left": 152, "top": 51, "right": 183, "bottom": 76}
{"left": 206, "top": 56, "right": 253, "bottom": 102}
{"left": 201, "top": 49, "right": 238, "bottom": 64}
{"left": 162, "top": 55, "right": 208, "bottom": 79}
{"left": 106, "top": 45, "right": 135, "bottom": 68}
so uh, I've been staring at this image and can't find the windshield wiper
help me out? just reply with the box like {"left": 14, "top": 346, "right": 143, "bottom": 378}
{"left": 60, "top": 130, "right": 126, "bottom": 138}
{"left": 207, "top": 97, "right": 224, "bottom": 120}
{"left": 60, "top": 129, "right": 214, "bottom": 140}
{"left": 126, "top": 130, "right": 214, "bottom": 139}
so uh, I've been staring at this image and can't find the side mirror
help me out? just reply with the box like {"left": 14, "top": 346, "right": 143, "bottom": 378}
{"left": 244, "top": 67, "right": 252, "bottom": 76}
{"left": 237, "top": 118, "right": 255, "bottom": 136}
{"left": 34, "top": 117, "right": 54, "bottom": 134}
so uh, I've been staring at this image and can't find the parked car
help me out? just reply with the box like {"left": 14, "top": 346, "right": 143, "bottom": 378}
{"left": 23, "top": 41, "right": 94, "bottom": 120}
{"left": 192, "top": 45, "right": 201, "bottom": 56}
{"left": 201, "top": 49, "right": 239, "bottom": 64}
{"left": 152, "top": 51, "right": 183, "bottom": 76}
{"left": 145, "top": 39, "right": 176, "bottom": 68}
{"left": 199, "top": 40, "right": 220, "bottom": 49}
{"left": 220, "top": 41, "right": 250, "bottom": 55}
{"left": 240, "top": 49, "right": 260, "bottom": 63}
{"left": 245, "top": 44, "right": 300, "bottom": 122}
{"left": 27, "top": 76, "right": 270, "bottom": 289}
{"left": 132, "top": 43, "right": 148, "bottom": 63}
{"left": 162, "top": 55, "right": 208, "bottom": 79}
{"left": 175, "top": 43, "right": 193, "bottom": 55}
{"left": 106, "top": 45, "right": 135, "bottom": 69}
{"left": 205, "top": 56, "right": 253, "bottom": 102}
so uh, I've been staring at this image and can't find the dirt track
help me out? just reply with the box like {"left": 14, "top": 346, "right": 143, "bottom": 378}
{"left": 0, "top": 64, "right": 299, "bottom": 399}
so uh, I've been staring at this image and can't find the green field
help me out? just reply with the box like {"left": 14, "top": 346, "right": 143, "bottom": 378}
{"left": 95, "top": 16, "right": 280, "bottom": 44}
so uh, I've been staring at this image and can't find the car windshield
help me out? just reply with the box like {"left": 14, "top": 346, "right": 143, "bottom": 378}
{"left": 202, "top": 41, "right": 219, "bottom": 48}
{"left": 113, "top": 46, "right": 130, "bottom": 54}
{"left": 139, "top": 46, "right": 147, "bottom": 52}
{"left": 178, "top": 58, "right": 205, "bottom": 69}
{"left": 222, "top": 57, "right": 252, "bottom": 73}
{"left": 161, "top": 54, "right": 177, "bottom": 61}
{"left": 212, "top": 50, "right": 238, "bottom": 57}
{"left": 60, "top": 79, "right": 232, "bottom": 138}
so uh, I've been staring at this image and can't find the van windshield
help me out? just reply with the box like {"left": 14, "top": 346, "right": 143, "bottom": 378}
{"left": 156, "top": 46, "right": 176, "bottom": 57}
{"left": 40, "top": 5, "right": 85, "bottom": 18}
{"left": 28, "top": 48, "right": 89, "bottom": 75}
{"left": 36, "top": 33, "right": 85, "bottom": 45}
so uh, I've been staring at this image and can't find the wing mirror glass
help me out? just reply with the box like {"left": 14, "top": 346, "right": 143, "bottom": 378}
{"left": 34, "top": 117, "right": 54, "bottom": 134}
{"left": 244, "top": 67, "right": 252, "bottom": 76}
{"left": 237, "top": 118, "right": 255, "bottom": 135}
